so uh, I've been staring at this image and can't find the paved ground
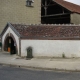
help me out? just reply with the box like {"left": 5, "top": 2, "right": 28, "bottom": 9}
{"left": 0, "top": 65, "right": 80, "bottom": 80}
{"left": 0, "top": 52, "right": 80, "bottom": 71}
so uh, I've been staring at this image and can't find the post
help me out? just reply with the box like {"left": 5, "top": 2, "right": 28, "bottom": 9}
{"left": 44, "top": 0, "right": 47, "bottom": 15}
{"left": 8, "top": 39, "right": 11, "bottom": 54}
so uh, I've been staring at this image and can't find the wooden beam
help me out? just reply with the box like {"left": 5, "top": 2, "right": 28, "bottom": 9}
{"left": 62, "top": 8, "right": 64, "bottom": 13}
{"left": 41, "top": 0, "right": 56, "bottom": 7}
{"left": 44, "top": 0, "right": 47, "bottom": 15}
{"left": 41, "top": 13, "right": 70, "bottom": 17}
{"left": 43, "top": 17, "right": 70, "bottom": 20}
{"left": 41, "top": 4, "right": 56, "bottom": 7}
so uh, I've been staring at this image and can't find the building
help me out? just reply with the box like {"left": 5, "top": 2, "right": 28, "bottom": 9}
{"left": 41, "top": 0, "right": 80, "bottom": 24}
{"left": 1, "top": 23, "right": 80, "bottom": 58}
{"left": 0, "top": 0, "right": 80, "bottom": 33}
{"left": 0, "top": 0, "right": 41, "bottom": 33}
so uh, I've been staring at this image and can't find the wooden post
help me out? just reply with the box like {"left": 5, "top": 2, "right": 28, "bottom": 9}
{"left": 44, "top": 0, "right": 47, "bottom": 15}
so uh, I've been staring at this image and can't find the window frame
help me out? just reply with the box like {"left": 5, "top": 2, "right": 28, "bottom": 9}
{"left": 26, "top": 0, "right": 34, "bottom": 7}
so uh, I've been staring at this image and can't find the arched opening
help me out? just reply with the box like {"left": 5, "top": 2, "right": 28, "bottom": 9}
{"left": 4, "top": 36, "right": 17, "bottom": 54}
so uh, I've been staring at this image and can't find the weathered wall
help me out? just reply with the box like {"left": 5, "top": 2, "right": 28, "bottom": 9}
{"left": 21, "top": 40, "right": 80, "bottom": 58}
{"left": 71, "top": 13, "right": 80, "bottom": 24}
{"left": 0, "top": 0, "right": 41, "bottom": 33}
{"left": 2, "top": 27, "right": 20, "bottom": 55}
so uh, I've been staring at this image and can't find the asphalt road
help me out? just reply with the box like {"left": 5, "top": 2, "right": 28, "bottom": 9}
{"left": 0, "top": 65, "right": 80, "bottom": 80}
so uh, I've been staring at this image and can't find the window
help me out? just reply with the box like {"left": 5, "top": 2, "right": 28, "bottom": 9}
{"left": 26, "top": 0, "right": 34, "bottom": 7}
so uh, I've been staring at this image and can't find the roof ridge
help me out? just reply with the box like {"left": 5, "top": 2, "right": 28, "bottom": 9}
{"left": 11, "top": 23, "right": 80, "bottom": 26}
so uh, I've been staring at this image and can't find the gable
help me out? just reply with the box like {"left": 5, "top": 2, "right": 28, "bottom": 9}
{"left": 1, "top": 23, "right": 21, "bottom": 37}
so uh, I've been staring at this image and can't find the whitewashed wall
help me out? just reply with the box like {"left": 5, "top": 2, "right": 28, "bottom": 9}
{"left": 21, "top": 40, "right": 80, "bottom": 58}
{"left": 2, "top": 27, "right": 19, "bottom": 55}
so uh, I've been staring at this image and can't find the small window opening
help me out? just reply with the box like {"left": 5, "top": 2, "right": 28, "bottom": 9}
{"left": 26, "top": 0, "right": 34, "bottom": 7}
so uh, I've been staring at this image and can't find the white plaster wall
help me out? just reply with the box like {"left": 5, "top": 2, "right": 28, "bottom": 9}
{"left": 21, "top": 40, "right": 80, "bottom": 58}
{"left": 2, "top": 27, "right": 19, "bottom": 55}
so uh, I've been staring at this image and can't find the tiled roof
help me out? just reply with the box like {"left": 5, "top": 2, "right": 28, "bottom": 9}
{"left": 11, "top": 24, "right": 80, "bottom": 40}
{"left": 53, "top": 0, "right": 80, "bottom": 14}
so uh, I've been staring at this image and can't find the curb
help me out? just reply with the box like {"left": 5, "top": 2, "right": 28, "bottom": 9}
{"left": 0, "top": 62, "right": 80, "bottom": 72}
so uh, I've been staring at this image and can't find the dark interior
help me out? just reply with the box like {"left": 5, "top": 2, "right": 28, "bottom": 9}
{"left": 41, "top": 0, "right": 71, "bottom": 24}
{"left": 4, "top": 37, "right": 16, "bottom": 54}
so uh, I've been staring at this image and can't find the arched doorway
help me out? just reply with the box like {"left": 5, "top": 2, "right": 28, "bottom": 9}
{"left": 4, "top": 36, "right": 17, "bottom": 54}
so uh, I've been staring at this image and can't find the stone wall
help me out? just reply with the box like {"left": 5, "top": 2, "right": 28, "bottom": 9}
{"left": 0, "top": 0, "right": 41, "bottom": 33}
{"left": 71, "top": 13, "right": 80, "bottom": 24}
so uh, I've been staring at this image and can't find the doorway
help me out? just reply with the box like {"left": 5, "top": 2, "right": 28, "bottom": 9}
{"left": 4, "top": 36, "right": 17, "bottom": 54}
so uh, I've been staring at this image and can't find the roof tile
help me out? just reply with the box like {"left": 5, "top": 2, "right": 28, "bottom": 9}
{"left": 11, "top": 24, "right": 80, "bottom": 40}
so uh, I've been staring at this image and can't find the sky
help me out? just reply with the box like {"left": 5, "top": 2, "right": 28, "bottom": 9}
{"left": 64, "top": 0, "right": 80, "bottom": 5}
